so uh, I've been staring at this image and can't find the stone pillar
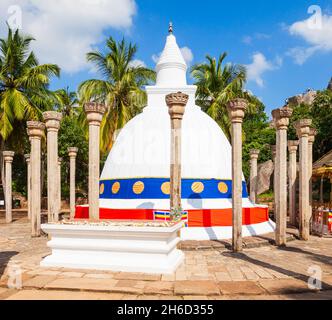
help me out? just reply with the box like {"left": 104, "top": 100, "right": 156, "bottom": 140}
{"left": 308, "top": 128, "right": 317, "bottom": 220}
{"left": 288, "top": 141, "right": 299, "bottom": 226}
{"left": 3, "top": 151, "right": 14, "bottom": 223}
{"left": 58, "top": 157, "right": 62, "bottom": 218}
{"left": 249, "top": 149, "right": 260, "bottom": 203}
{"left": 27, "top": 121, "right": 45, "bottom": 237}
{"left": 294, "top": 119, "right": 312, "bottom": 241}
{"left": 43, "top": 111, "right": 62, "bottom": 223}
{"left": 227, "top": 98, "right": 247, "bottom": 252}
{"left": 68, "top": 148, "right": 78, "bottom": 219}
{"left": 165, "top": 92, "right": 189, "bottom": 214}
{"left": 84, "top": 103, "right": 106, "bottom": 221}
{"left": 271, "top": 145, "right": 277, "bottom": 212}
{"left": 272, "top": 107, "right": 293, "bottom": 246}
{"left": 24, "top": 154, "right": 31, "bottom": 220}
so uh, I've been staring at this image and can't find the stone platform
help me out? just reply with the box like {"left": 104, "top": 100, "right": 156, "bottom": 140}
{"left": 0, "top": 214, "right": 332, "bottom": 300}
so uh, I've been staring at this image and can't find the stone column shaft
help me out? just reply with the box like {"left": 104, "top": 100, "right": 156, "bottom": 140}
{"left": 24, "top": 154, "right": 31, "bottom": 220}
{"left": 166, "top": 92, "right": 189, "bottom": 214}
{"left": 272, "top": 107, "right": 293, "bottom": 246}
{"left": 295, "top": 119, "right": 312, "bottom": 241}
{"left": 308, "top": 129, "right": 317, "bottom": 221}
{"left": 27, "top": 121, "right": 45, "bottom": 237}
{"left": 3, "top": 152, "right": 14, "bottom": 224}
{"left": 43, "top": 112, "right": 62, "bottom": 223}
{"left": 271, "top": 145, "right": 277, "bottom": 213}
{"left": 227, "top": 99, "right": 247, "bottom": 252}
{"left": 170, "top": 118, "right": 182, "bottom": 209}
{"left": 58, "top": 157, "right": 62, "bottom": 218}
{"left": 288, "top": 141, "right": 299, "bottom": 226}
{"left": 249, "top": 150, "right": 260, "bottom": 203}
{"left": 84, "top": 103, "right": 106, "bottom": 221}
{"left": 68, "top": 148, "right": 78, "bottom": 219}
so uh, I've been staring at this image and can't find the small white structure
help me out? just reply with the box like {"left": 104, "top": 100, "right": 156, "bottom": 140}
{"left": 40, "top": 222, "right": 184, "bottom": 274}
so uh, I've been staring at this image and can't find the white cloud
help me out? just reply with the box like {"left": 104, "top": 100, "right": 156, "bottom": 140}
{"left": 242, "top": 33, "right": 270, "bottom": 45}
{"left": 242, "top": 36, "right": 252, "bottom": 45}
{"left": 246, "top": 53, "right": 282, "bottom": 87}
{"left": 129, "top": 59, "right": 146, "bottom": 68}
{"left": 288, "top": 12, "right": 332, "bottom": 64}
{"left": 152, "top": 46, "right": 194, "bottom": 66}
{"left": 286, "top": 47, "right": 319, "bottom": 65}
{"left": 152, "top": 54, "right": 160, "bottom": 64}
{"left": 180, "top": 47, "right": 194, "bottom": 65}
{"left": 0, "top": 0, "right": 137, "bottom": 73}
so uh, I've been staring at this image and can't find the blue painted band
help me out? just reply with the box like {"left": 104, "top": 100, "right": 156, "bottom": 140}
{"left": 99, "top": 178, "right": 248, "bottom": 200}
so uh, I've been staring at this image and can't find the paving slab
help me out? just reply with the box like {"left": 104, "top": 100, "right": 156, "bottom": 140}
{"left": 144, "top": 281, "right": 174, "bottom": 295}
{"left": 219, "top": 281, "right": 266, "bottom": 295}
{"left": 45, "top": 277, "right": 118, "bottom": 292}
{"left": 58, "top": 272, "right": 85, "bottom": 278}
{"left": 258, "top": 279, "right": 314, "bottom": 295}
{"left": 114, "top": 272, "right": 161, "bottom": 281}
{"left": 5, "top": 289, "right": 124, "bottom": 300}
{"left": 23, "top": 276, "right": 57, "bottom": 289}
{"left": 174, "top": 281, "right": 220, "bottom": 296}
{"left": 84, "top": 273, "right": 114, "bottom": 279}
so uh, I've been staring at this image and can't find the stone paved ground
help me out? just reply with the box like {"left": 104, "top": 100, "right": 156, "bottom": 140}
{"left": 1, "top": 214, "right": 332, "bottom": 300}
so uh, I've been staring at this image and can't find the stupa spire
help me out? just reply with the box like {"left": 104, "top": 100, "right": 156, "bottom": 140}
{"left": 155, "top": 23, "right": 187, "bottom": 87}
{"left": 168, "top": 22, "right": 173, "bottom": 34}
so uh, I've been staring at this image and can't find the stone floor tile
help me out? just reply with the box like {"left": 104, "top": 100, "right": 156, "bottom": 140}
{"left": 35, "top": 270, "right": 61, "bottom": 276}
{"left": 240, "top": 266, "right": 260, "bottom": 281}
{"left": 226, "top": 266, "right": 246, "bottom": 281}
{"left": 114, "top": 272, "right": 161, "bottom": 281}
{"left": 44, "top": 277, "right": 118, "bottom": 292}
{"left": 215, "top": 272, "right": 232, "bottom": 282}
{"left": 258, "top": 279, "right": 313, "bottom": 295}
{"left": 219, "top": 281, "right": 265, "bottom": 295}
{"left": 84, "top": 273, "right": 114, "bottom": 279}
{"left": 5, "top": 289, "right": 124, "bottom": 300}
{"left": 183, "top": 296, "right": 209, "bottom": 300}
{"left": 144, "top": 281, "right": 174, "bottom": 295}
{"left": 161, "top": 274, "right": 175, "bottom": 281}
{"left": 58, "top": 272, "right": 85, "bottom": 278}
{"left": 23, "top": 275, "right": 57, "bottom": 289}
{"left": 137, "top": 295, "right": 160, "bottom": 300}
{"left": 174, "top": 281, "right": 220, "bottom": 296}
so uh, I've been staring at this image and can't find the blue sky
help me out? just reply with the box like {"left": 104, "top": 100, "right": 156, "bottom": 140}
{"left": 1, "top": 0, "right": 332, "bottom": 115}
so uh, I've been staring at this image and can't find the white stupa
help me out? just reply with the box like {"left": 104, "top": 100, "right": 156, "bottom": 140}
{"left": 76, "top": 25, "right": 275, "bottom": 240}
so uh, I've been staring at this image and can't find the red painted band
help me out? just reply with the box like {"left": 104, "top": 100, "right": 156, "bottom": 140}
{"left": 75, "top": 206, "right": 269, "bottom": 227}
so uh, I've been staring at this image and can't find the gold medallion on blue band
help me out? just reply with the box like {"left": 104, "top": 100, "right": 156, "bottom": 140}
{"left": 99, "top": 178, "right": 248, "bottom": 199}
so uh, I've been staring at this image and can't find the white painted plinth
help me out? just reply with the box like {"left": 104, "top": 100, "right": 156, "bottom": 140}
{"left": 40, "top": 222, "right": 184, "bottom": 274}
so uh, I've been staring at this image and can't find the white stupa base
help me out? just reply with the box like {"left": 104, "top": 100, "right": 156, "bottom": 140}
{"left": 40, "top": 223, "right": 184, "bottom": 274}
{"left": 180, "top": 220, "right": 276, "bottom": 241}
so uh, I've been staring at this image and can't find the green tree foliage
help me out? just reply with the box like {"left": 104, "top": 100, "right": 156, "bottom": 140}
{"left": 310, "top": 90, "right": 332, "bottom": 160}
{"left": 79, "top": 37, "right": 156, "bottom": 153}
{"left": 242, "top": 98, "right": 275, "bottom": 179}
{"left": 0, "top": 27, "right": 60, "bottom": 143}
{"left": 58, "top": 115, "right": 88, "bottom": 198}
{"left": 287, "top": 89, "right": 332, "bottom": 161}
{"left": 191, "top": 53, "right": 259, "bottom": 140}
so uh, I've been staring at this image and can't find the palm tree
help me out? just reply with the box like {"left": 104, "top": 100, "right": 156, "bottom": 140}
{"left": 79, "top": 37, "right": 155, "bottom": 152}
{"left": 54, "top": 87, "right": 79, "bottom": 117}
{"left": 0, "top": 26, "right": 60, "bottom": 142}
{"left": 191, "top": 53, "right": 256, "bottom": 139}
